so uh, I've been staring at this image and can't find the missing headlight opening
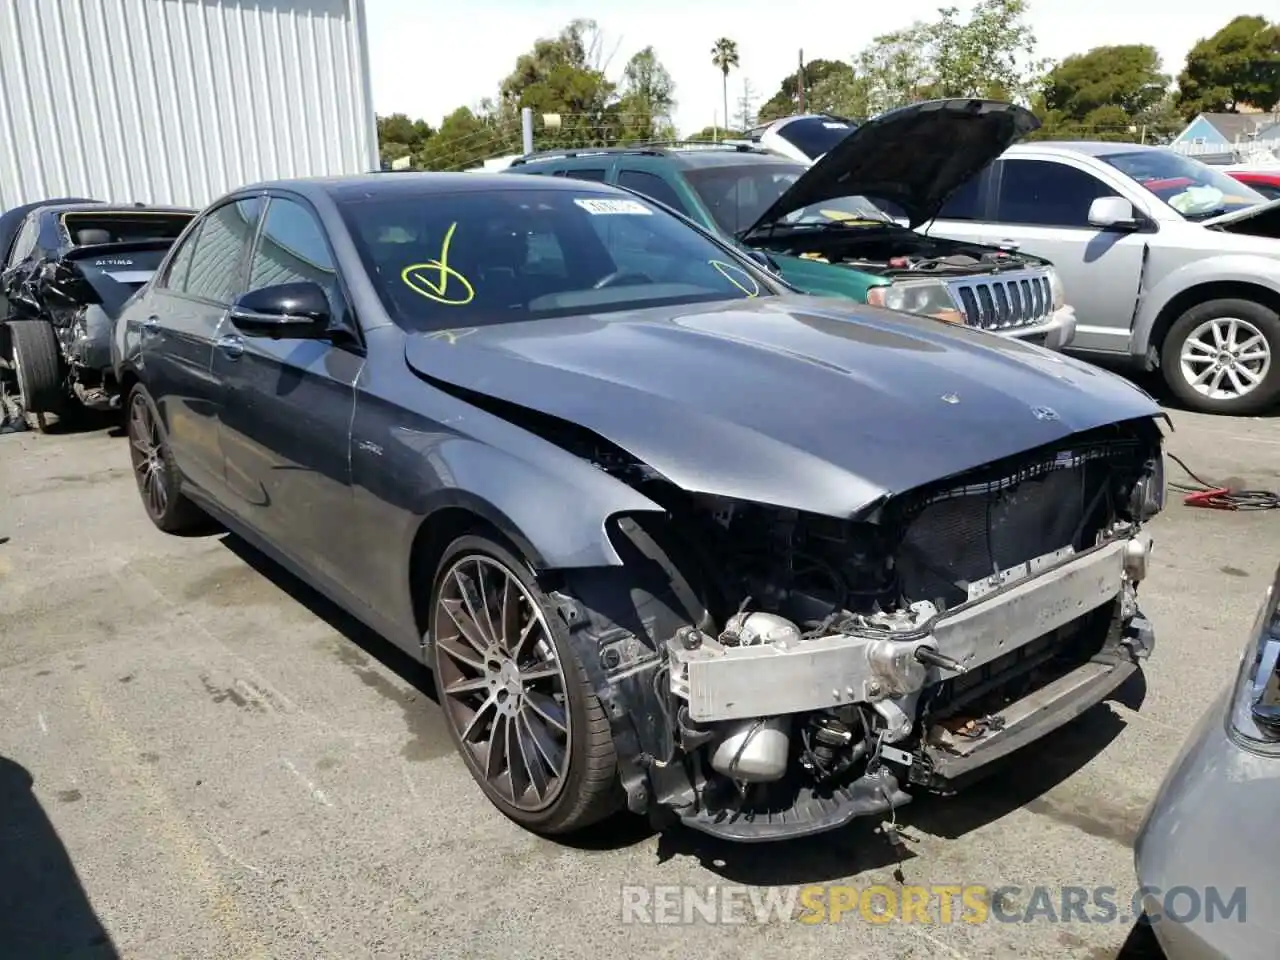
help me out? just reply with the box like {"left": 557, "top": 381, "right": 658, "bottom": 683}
{"left": 475, "top": 388, "right": 1165, "bottom": 842}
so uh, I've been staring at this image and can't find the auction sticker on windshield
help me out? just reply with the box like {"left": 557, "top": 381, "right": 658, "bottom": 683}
{"left": 574, "top": 198, "right": 652, "bottom": 216}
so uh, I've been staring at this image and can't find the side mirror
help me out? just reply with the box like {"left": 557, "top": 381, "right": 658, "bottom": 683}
{"left": 229, "top": 281, "right": 331, "bottom": 338}
{"left": 1088, "top": 196, "right": 1139, "bottom": 230}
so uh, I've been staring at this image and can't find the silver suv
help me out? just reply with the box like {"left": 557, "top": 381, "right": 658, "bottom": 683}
{"left": 921, "top": 142, "right": 1280, "bottom": 415}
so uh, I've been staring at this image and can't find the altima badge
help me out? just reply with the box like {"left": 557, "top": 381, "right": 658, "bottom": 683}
{"left": 1031, "top": 406, "right": 1060, "bottom": 421}
{"left": 940, "top": 393, "right": 960, "bottom": 404}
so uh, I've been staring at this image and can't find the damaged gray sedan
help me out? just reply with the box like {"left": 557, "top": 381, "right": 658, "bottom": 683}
{"left": 113, "top": 173, "right": 1166, "bottom": 842}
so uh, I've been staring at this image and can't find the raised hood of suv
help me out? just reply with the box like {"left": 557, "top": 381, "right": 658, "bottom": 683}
{"left": 1201, "top": 195, "right": 1280, "bottom": 238}
{"left": 741, "top": 98, "right": 1041, "bottom": 236}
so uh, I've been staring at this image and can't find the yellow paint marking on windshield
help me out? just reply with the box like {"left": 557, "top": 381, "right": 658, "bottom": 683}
{"left": 709, "top": 260, "right": 761, "bottom": 297}
{"left": 401, "top": 222, "right": 475, "bottom": 305}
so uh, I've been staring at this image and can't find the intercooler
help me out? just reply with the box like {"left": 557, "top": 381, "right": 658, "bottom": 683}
{"left": 894, "top": 440, "right": 1142, "bottom": 610}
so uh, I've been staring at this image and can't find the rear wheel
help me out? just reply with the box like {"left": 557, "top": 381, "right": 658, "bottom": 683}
{"left": 430, "top": 534, "right": 621, "bottom": 835}
{"left": 1160, "top": 298, "right": 1280, "bottom": 415}
{"left": 7, "top": 320, "right": 64, "bottom": 431}
{"left": 125, "top": 384, "right": 206, "bottom": 533}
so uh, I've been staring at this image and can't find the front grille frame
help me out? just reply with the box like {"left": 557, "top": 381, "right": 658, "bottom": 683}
{"left": 947, "top": 269, "right": 1054, "bottom": 331}
{"left": 887, "top": 433, "right": 1150, "bottom": 611}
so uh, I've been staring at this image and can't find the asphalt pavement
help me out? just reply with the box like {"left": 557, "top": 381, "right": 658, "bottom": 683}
{"left": 1, "top": 404, "right": 1278, "bottom": 959}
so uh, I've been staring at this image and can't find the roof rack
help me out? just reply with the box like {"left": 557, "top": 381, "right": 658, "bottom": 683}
{"left": 507, "top": 141, "right": 770, "bottom": 166}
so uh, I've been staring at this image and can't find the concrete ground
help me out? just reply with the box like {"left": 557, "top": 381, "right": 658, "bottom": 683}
{"left": 1, "top": 405, "right": 1277, "bottom": 960}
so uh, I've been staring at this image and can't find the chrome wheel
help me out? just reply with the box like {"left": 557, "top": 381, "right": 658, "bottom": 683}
{"left": 433, "top": 554, "right": 571, "bottom": 812}
{"left": 128, "top": 392, "right": 169, "bottom": 519}
{"left": 1179, "top": 316, "right": 1272, "bottom": 401}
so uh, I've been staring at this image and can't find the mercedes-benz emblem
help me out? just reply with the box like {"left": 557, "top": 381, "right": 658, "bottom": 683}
{"left": 1031, "top": 406, "right": 1059, "bottom": 421}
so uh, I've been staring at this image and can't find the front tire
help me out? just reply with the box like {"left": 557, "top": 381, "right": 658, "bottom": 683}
{"left": 1160, "top": 298, "right": 1280, "bottom": 415}
{"left": 125, "top": 384, "right": 206, "bottom": 533}
{"left": 8, "top": 320, "right": 64, "bottom": 431}
{"left": 430, "top": 534, "right": 621, "bottom": 835}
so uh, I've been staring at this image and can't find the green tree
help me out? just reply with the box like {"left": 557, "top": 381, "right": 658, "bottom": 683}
{"left": 757, "top": 58, "right": 854, "bottom": 121}
{"left": 686, "top": 124, "right": 744, "bottom": 140}
{"left": 617, "top": 46, "right": 677, "bottom": 141}
{"left": 855, "top": 25, "right": 937, "bottom": 114}
{"left": 1043, "top": 45, "right": 1169, "bottom": 118}
{"left": 928, "top": 0, "right": 1045, "bottom": 101}
{"left": 710, "top": 38, "right": 740, "bottom": 136}
{"left": 375, "top": 113, "right": 434, "bottom": 167}
{"left": 1176, "top": 15, "right": 1280, "bottom": 115}
{"left": 853, "top": 0, "right": 1046, "bottom": 114}
{"left": 808, "top": 70, "right": 871, "bottom": 119}
{"left": 417, "top": 107, "right": 509, "bottom": 171}
{"left": 1034, "top": 45, "right": 1172, "bottom": 140}
{"left": 499, "top": 19, "right": 619, "bottom": 147}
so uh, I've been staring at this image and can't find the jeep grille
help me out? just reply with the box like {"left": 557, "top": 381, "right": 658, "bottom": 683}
{"left": 947, "top": 271, "right": 1053, "bottom": 331}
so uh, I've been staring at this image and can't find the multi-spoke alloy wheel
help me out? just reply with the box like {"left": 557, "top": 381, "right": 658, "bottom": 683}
{"left": 433, "top": 552, "right": 572, "bottom": 812}
{"left": 429, "top": 535, "right": 622, "bottom": 834}
{"left": 1178, "top": 316, "right": 1271, "bottom": 402}
{"left": 129, "top": 391, "right": 170, "bottom": 521}
{"left": 124, "top": 384, "right": 206, "bottom": 533}
{"left": 1163, "top": 299, "right": 1280, "bottom": 415}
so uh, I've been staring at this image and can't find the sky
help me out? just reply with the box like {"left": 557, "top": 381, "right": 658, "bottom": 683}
{"left": 363, "top": 0, "right": 1270, "bottom": 136}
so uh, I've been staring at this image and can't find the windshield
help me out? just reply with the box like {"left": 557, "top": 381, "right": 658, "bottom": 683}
{"left": 337, "top": 187, "right": 779, "bottom": 332}
{"left": 61, "top": 212, "right": 194, "bottom": 245}
{"left": 1099, "top": 150, "right": 1268, "bottom": 220}
{"left": 682, "top": 162, "right": 892, "bottom": 235}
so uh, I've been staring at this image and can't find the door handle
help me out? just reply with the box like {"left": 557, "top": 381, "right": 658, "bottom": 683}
{"left": 215, "top": 333, "right": 245, "bottom": 359}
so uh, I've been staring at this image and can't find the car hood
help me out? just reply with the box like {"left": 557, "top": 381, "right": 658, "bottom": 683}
{"left": 403, "top": 296, "right": 1161, "bottom": 520}
{"left": 1201, "top": 195, "right": 1280, "bottom": 238}
{"left": 741, "top": 98, "right": 1041, "bottom": 237}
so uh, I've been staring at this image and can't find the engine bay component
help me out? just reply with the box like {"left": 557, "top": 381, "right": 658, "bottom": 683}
{"left": 709, "top": 717, "right": 792, "bottom": 781}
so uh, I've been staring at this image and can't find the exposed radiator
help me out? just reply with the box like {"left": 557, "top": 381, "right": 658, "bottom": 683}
{"left": 893, "top": 440, "right": 1143, "bottom": 609}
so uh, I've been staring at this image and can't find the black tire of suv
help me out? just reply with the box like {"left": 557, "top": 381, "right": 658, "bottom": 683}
{"left": 1161, "top": 298, "right": 1280, "bottom": 416}
{"left": 7, "top": 320, "right": 64, "bottom": 424}
{"left": 429, "top": 532, "right": 623, "bottom": 836}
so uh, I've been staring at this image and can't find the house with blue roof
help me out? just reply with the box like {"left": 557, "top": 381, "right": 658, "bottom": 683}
{"left": 1171, "top": 111, "right": 1280, "bottom": 162}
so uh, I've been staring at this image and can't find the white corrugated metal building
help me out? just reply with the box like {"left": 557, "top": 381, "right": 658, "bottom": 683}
{"left": 0, "top": 0, "right": 378, "bottom": 210}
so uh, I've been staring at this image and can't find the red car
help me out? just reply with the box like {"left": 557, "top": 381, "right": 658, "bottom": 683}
{"left": 1224, "top": 168, "right": 1280, "bottom": 201}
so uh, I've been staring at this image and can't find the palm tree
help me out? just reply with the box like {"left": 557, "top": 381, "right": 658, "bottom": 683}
{"left": 710, "top": 38, "right": 740, "bottom": 139}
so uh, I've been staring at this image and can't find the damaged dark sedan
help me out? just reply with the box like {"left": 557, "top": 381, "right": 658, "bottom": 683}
{"left": 113, "top": 173, "right": 1167, "bottom": 842}
{"left": 0, "top": 199, "right": 195, "bottom": 428}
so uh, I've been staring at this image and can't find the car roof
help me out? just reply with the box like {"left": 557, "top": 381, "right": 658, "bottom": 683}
{"left": 39, "top": 202, "right": 196, "bottom": 217}
{"left": 236, "top": 171, "right": 637, "bottom": 202}
{"left": 505, "top": 143, "right": 788, "bottom": 171}
{"left": 1006, "top": 140, "right": 1157, "bottom": 158}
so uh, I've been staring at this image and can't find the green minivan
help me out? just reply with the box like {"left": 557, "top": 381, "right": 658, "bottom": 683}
{"left": 503, "top": 98, "right": 1076, "bottom": 350}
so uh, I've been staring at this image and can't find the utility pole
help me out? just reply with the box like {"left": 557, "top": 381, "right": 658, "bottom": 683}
{"left": 736, "top": 79, "right": 758, "bottom": 132}
{"left": 797, "top": 49, "right": 806, "bottom": 114}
